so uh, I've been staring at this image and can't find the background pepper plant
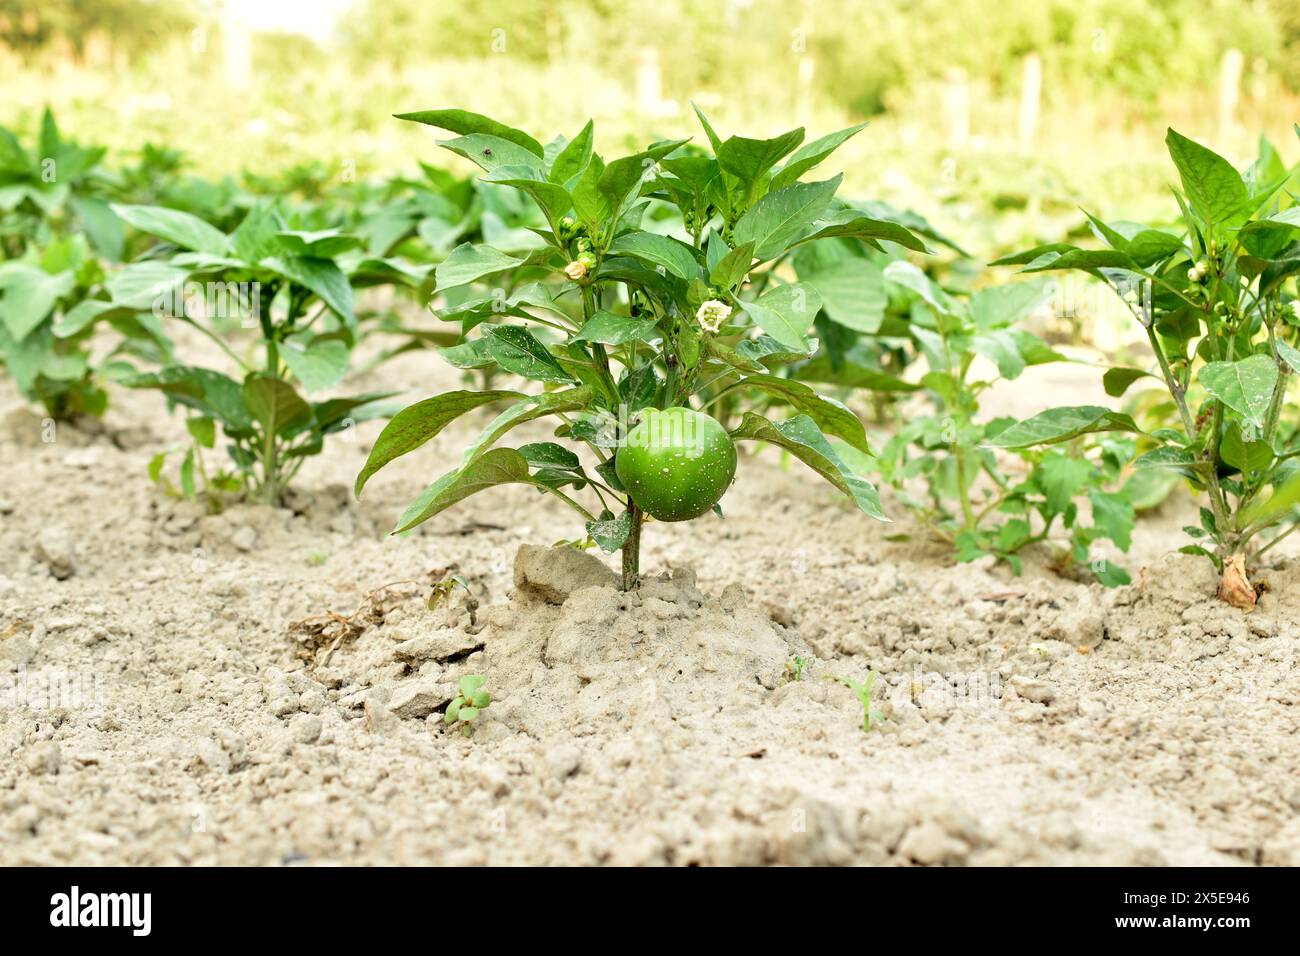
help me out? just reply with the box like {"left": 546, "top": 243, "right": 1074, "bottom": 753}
{"left": 991, "top": 128, "right": 1300, "bottom": 608}
{"left": 0, "top": 110, "right": 124, "bottom": 261}
{"left": 83, "top": 201, "right": 408, "bottom": 506}
{"left": 869, "top": 266, "right": 1136, "bottom": 583}
{"left": 356, "top": 107, "right": 927, "bottom": 589}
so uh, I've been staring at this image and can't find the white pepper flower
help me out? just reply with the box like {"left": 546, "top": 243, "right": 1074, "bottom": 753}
{"left": 695, "top": 299, "right": 732, "bottom": 334}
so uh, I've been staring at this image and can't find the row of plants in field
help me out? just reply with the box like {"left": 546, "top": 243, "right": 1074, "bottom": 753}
{"left": 3, "top": 108, "right": 1299, "bottom": 605}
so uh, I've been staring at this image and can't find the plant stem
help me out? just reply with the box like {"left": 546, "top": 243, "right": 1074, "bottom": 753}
{"left": 1143, "top": 321, "right": 1231, "bottom": 537}
{"left": 621, "top": 502, "right": 643, "bottom": 591}
{"left": 1256, "top": 520, "right": 1299, "bottom": 557}
{"left": 183, "top": 317, "right": 252, "bottom": 373}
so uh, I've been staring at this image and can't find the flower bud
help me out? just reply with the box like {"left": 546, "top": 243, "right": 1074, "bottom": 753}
{"left": 564, "top": 259, "right": 588, "bottom": 281}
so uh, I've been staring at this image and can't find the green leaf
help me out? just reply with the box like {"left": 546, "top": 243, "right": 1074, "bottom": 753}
{"left": 110, "top": 203, "right": 231, "bottom": 257}
{"left": 394, "top": 447, "right": 535, "bottom": 533}
{"left": 70, "top": 195, "right": 124, "bottom": 260}
{"left": 606, "top": 231, "right": 701, "bottom": 280}
{"left": 242, "top": 374, "right": 312, "bottom": 437}
{"left": 1017, "top": 248, "right": 1138, "bottom": 274}
{"left": 187, "top": 416, "right": 216, "bottom": 448}
{"left": 280, "top": 338, "right": 349, "bottom": 392}
{"left": 120, "top": 365, "right": 251, "bottom": 429}
{"left": 770, "top": 122, "right": 868, "bottom": 192}
{"left": 1103, "top": 367, "right": 1156, "bottom": 397}
{"left": 586, "top": 510, "right": 633, "bottom": 552}
{"left": 794, "top": 208, "right": 928, "bottom": 253}
{"left": 232, "top": 204, "right": 284, "bottom": 264}
{"left": 439, "top": 135, "right": 544, "bottom": 173}
{"left": 572, "top": 310, "right": 661, "bottom": 346}
{"left": 483, "top": 166, "right": 573, "bottom": 220}
{"left": 549, "top": 120, "right": 594, "bottom": 185}
{"left": 1276, "top": 338, "right": 1300, "bottom": 376}
{"left": 1089, "top": 489, "right": 1134, "bottom": 550}
{"left": 481, "top": 325, "right": 574, "bottom": 384}
{"left": 459, "top": 674, "right": 487, "bottom": 696}
{"left": 314, "top": 391, "right": 400, "bottom": 432}
{"left": 597, "top": 139, "right": 690, "bottom": 216}
{"left": 1037, "top": 453, "right": 1092, "bottom": 514}
{"left": 1125, "top": 229, "right": 1184, "bottom": 266}
{"left": 1165, "top": 128, "right": 1248, "bottom": 229}
{"left": 0, "top": 265, "right": 73, "bottom": 341}
{"left": 274, "top": 229, "right": 362, "bottom": 258}
{"left": 970, "top": 329, "right": 1025, "bottom": 380}
{"left": 1132, "top": 446, "right": 1199, "bottom": 470}
{"left": 733, "top": 177, "right": 840, "bottom": 261}
{"left": 882, "top": 260, "right": 959, "bottom": 314}
{"left": 434, "top": 242, "right": 527, "bottom": 291}
{"left": 734, "top": 373, "right": 870, "bottom": 453}
{"left": 395, "top": 108, "right": 544, "bottom": 158}
{"left": 802, "top": 256, "right": 886, "bottom": 332}
{"left": 519, "top": 441, "right": 581, "bottom": 471}
{"left": 1220, "top": 422, "right": 1273, "bottom": 479}
{"left": 265, "top": 255, "right": 355, "bottom": 329}
{"left": 716, "top": 128, "right": 804, "bottom": 184}
{"left": 444, "top": 699, "right": 462, "bottom": 723}
{"left": 985, "top": 406, "right": 1141, "bottom": 448}
{"left": 1240, "top": 469, "right": 1300, "bottom": 528}
{"left": 463, "top": 387, "right": 593, "bottom": 463}
{"left": 741, "top": 282, "right": 822, "bottom": 350}
{"left": 730, "top": 412, "right": 885, "bottom": 520}
{"left": 708, "top": 240, "right": 756, "bottom": 291}
{"left": 53, "top": 298, "right": 125, "bottom": 338}
{"left": 969, "top": 281, "right": 1050, "bottom": 331}
{"left": 691, "top": 103, "right": 725, "bottom": 154}
{"left": 1198, "top": 354, "right": 1278, "bottom": 430}
{"left": 355, "top": 389, "right": 523, "bottom": 496}
{"left": 1124, "top": 468, "right": 1181, "bottom": 510}
{"left": 1093, "top": 560, "right": 1132, "bottom": 588}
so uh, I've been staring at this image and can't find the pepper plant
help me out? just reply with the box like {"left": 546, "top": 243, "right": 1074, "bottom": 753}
{"left": 0, "top": 110, "right": 123, "bottom": 260}
{"left": 868, "top": 266, "right": 1134, "bottom": 583}
{"left": 357, "top": 108, "right": 927, "bottom": 589}
{"left": 991, "top": 129, "right": 1300, "bottom": 607}
{"left": 85, "top": 201, "right": 405, "bottom": 505}
{"left": 0, "top": 231, "right": 122, "bottom": 420}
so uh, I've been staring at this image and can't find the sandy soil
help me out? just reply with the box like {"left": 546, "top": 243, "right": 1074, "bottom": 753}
{"left": 1, "top": 333, "right": 1298, "bottom": 866}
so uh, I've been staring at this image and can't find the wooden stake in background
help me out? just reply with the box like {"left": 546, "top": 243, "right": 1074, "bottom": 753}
{"left": 1219, "top": 47, "right": 1243, "bottom": 140}
{"left": 1019, "top": 52, "right": 1042, "bottom": 152}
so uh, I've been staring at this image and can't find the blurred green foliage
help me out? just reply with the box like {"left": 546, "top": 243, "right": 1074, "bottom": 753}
{"left": 4, "top": 0, "right": 1300, "bottom": 262}
{"left": 0, "top": 0, "right": 192, "bottom": 57}
{"left": 339, "top": 0, "right": 1284, "bottom": 111}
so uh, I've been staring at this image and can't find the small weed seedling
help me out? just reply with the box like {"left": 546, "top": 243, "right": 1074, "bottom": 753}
{"left": 445, "top": 675, "right": 492, "bottom": 736}
{"left": 781, "top": 656, "right": 812, "bottom": 684}
{"left": 831, "top": 672, "right": 885, "bottom": 732}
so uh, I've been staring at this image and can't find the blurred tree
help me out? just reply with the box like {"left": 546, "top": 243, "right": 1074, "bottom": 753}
{"left": 0, "top": 0, "right": 194, "bottom": 61}
{"left": 338, "top": 0, "right": 1287, "bottom": 115}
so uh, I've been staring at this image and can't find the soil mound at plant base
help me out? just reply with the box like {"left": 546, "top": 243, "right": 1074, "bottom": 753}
{"left": 479, "top": 546, "right": 808, "bottom": 739}
{"left": 361, "top": 545, "right": 811, "bottom": 742}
